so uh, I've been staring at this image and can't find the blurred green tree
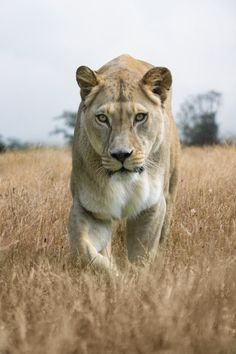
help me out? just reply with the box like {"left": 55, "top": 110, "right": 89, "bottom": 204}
{"left": 6, "top": 138, "right": 31, "bottom": 150}
{"left": 178, "top": 91, "right": 221, "bottom": 145}
{"left": 0, "top": 135, "right": 31, "bottom": 152}
{"left": 0, "top": 135, "right": 6, "bottom": 153}
{"left": 51, "top": 111, "right": 76, "bottom": 145}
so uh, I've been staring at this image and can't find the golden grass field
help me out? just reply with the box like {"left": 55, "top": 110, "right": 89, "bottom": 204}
{"left": 0, "top": 146, "right": 236, "bottom": 354}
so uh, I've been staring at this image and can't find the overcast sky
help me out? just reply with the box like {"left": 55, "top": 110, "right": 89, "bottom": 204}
{"left": 1, "top": 0, "right": 236, "bottom": 144}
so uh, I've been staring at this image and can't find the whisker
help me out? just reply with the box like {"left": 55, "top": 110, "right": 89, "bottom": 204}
{"left": 96, "top": 166, "right": 105, "bottom": 178}
{"left": 143, "top": 163, "right": 157, "bottom": 178}
{"left": 146, "top": 159, "right": 158, "bottom": 168}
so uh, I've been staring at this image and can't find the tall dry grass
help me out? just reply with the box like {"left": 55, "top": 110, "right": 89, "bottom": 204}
{"left": 0, "top": 146, "right": 235, "bottom": 354}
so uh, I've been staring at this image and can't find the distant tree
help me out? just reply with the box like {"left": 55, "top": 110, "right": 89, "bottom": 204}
{"left": 178, "top": 91, "right": 222, "bottom": 146}
{"left": 0, "top": 135, "right": 6, "bottom": 153}
{"left": 0, "top": 134, "right": 33, "bottom": 152}
{"left": 51, "top": 111, "right": 77, "bottom": 145}
{"left": 6, "top": 138, "right": 31, "bottom": 150}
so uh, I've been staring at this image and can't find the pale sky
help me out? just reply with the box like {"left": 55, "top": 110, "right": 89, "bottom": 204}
{"left": 1, "top": 0, "right": 236, "bottom": 144}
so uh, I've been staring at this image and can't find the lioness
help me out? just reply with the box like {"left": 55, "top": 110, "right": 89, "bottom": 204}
{"left": 69, "top": 54, "right": 180, "bottom": 270}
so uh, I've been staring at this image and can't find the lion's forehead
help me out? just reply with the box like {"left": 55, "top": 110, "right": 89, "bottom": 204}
{"left": 101, "top": 70, "right": 141, "bottom": 102}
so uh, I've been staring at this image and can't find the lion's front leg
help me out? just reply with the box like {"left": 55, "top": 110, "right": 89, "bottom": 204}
{"left": 68, "top": 201, "right": 113, "bottom": 271}
{"left": 126, "top": 195, "right": 166, "bottom": 265}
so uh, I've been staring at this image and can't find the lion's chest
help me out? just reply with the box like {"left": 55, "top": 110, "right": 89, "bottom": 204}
{"left": 108, "top": 174, "right": 161, "bottom": 219}
{"left": 80, "top": 172, "right": 163, "bottom": 220}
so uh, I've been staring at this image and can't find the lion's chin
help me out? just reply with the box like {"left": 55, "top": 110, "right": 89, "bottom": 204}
{"left": 106, "top": 166, "right": 144, "bottom": 177}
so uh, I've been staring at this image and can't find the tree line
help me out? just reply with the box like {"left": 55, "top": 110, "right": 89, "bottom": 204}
{"left": 1, "top": 90, "right": 233, "bottom": 152}
{"left": 51, "top": 90, "right": 223, "bottom": 146}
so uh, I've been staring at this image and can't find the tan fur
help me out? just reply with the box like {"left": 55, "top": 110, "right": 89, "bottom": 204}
{"left": 69, "top": 54, "right": 180, "bottom": 270}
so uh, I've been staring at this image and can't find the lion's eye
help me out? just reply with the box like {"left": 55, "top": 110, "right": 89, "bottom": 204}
{"left": 134, "top": 113, "right": 148, "bottom": 124}
{"left": 95, "top": 114, "right": 109, "bottom": 125}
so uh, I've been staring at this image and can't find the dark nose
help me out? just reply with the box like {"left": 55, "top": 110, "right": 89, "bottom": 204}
{"left": 111, "top": 150, "right": 133, "bottom": 163}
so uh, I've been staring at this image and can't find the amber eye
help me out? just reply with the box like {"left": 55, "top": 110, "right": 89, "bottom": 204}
{"left": 134, "top": 113, "right": 148, "bottom": 124}
{"left": 95, "top": 114, "right": 109, "bottom": 125}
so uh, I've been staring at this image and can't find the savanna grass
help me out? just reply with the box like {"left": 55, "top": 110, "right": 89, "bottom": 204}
{"left": 0, "top": 146, "right": 235, "bottom": 354}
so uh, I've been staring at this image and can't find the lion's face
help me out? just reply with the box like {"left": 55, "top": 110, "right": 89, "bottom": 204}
{"left": 77, "top": 66, "right": 172, "bottom": 176}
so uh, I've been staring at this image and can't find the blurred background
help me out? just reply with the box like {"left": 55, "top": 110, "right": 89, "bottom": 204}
{"left": 0, "top": 0, "right": 236, "bottom": 150}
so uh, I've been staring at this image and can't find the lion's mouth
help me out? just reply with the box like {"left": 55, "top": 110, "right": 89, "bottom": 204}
{"left": 107, "top": 166, "right": 144, "bottom": 177}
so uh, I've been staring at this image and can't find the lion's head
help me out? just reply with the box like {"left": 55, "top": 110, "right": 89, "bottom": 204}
{"left": 76, "top": 59, "right": 172, "bottom": 176}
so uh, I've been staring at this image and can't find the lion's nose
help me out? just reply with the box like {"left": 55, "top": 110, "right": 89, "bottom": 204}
{"left": 110, "top": 150, "right": 133, "bottom": 163}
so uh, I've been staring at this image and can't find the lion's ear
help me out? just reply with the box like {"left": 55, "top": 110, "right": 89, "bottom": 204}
{"left": 142, "top": 67, "right": 172, "bottom": 102}
{"left": 76, "top": 66, "right": 99, "bottom": 100}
